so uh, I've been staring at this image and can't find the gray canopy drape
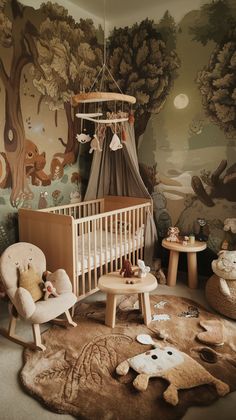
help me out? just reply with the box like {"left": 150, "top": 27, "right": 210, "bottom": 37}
{"left": 84, "top": 121, "right": 157, "bottom": 266}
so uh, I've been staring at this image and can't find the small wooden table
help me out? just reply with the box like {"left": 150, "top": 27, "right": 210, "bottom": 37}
{"left": 162, "top": 239, "right": 207, "bottom": 289}
{"left": 98, "top": 271, "right": 157, "bottom": 328}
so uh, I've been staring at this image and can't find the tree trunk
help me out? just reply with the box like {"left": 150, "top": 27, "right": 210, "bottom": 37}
{"left": 134, "top": 111, "right": 151, "bottom": 148}
{"left": 58, "top": 102, "right": 79, "bottom": 165}
{"left": 4, "top": 81, "right": 28, "bottom": 207}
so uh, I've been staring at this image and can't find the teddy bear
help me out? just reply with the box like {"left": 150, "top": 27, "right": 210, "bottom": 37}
{"left": 120, "top": 260, "right": 134, "bottom": 278}
{"left": 116, "top": 337, "right": 229, "bottom": 406}
{"left": 205, "top": 250, "right": 236, "bottom": 319}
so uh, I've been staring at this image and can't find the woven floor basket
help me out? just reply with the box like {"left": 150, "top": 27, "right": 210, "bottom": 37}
{"left": 205, "top": 274, "right": 236, "bottom": 320}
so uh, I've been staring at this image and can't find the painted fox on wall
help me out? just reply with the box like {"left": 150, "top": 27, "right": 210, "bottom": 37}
{"left": 0, "top": 139, "right": 51, "bottom": 189}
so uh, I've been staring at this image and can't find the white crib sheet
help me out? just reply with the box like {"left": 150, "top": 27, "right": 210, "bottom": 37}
{"left": 77, "top": 229, "right": 144, "bottom": 274}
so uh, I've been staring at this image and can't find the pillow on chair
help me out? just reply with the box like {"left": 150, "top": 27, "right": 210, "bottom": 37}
{"left": 19, "top": 264, "right": 43, "bottom": 302}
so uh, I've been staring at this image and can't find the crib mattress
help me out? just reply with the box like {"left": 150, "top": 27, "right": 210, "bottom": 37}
{"left": 77, "top": 230, "right": 144, "bottom": 274}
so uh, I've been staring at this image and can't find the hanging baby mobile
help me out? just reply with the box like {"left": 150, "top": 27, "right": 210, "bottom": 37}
{"left": 72, "top": 1, "right": 136, "bottom": 153}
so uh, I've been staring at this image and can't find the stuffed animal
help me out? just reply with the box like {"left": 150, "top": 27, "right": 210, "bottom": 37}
{"left": 222, "top": 218, "right": 236, "bottom": 250}
{"left": 205, "top": 250, "right": 236, "bottom": 319}
{"left": 120, "top": 260, "right": 134, "bottom": 278}
{"left": 42, "top": 268, "right": 73, "bottom": 297}
{"left": 166, "top": 226, "right": 180, "bottom": 242}
{"left": 116, "top": 334, "right": 229, "bottom": 406}
{"left": 109, "top": 133, "right": 123, "bottom": 151}
{"left": 89, "top": 134, "right": 102, "bottom": 153}
{"left": 137, "top": 259, "right": 150, "bottom": 278}
{"left": 224, "top": 218, "right": 236, "bottom": 234}
{"left": 43, "top": 280, "right": 59, "bottom": 300}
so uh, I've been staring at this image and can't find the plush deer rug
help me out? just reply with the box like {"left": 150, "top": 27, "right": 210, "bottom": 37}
{"left": 20, "top": 295, "right": 236, "bottom": 420}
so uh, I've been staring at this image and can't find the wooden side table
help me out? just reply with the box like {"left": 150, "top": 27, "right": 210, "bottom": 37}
{"left": 98, "top": 271, "right": 157, "bottom": 328}
{"left": 162, "top": 239, "right": 207, "bottom": 289}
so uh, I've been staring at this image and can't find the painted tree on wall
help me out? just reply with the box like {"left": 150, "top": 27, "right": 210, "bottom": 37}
{"left": 0, "top": 0, "right": 46, "bottom": 206}
{"left": 31, "top": 2, "right": 103, "bottom": 175}
{"left": 107, "top": 16, "right": 180, "bottom": 146}
{"left": 190, "top": 0, "right": 236, "bottom": 138}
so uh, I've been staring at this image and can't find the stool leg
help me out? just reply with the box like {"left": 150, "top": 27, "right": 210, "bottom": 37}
{"left": 167, "top": 251, "right": 179, "bottom": 286}
{"left": 187, "top": 252, "right": 198, "bottom": 289}
{"left": 142, "top": 293, "right": 152, "bottom": 325}
{"left": 105, "top": 294, "right": 117, "bottom": 328}
{"left": 138, "top": 293, "right": 144, "bottom": 314}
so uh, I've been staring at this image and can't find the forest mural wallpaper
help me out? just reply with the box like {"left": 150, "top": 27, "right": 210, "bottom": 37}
{"left": 0, "top": 0, "right": 235, "bottom": 271}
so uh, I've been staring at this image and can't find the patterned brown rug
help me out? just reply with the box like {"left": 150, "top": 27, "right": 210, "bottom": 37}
{"left": 20, "top": 295, "right": 236, "bottom": 419}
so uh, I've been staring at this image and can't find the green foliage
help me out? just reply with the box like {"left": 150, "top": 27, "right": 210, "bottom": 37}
{"left": 189, "top": 0, "right": 236, "bottom": 45}
{"left": 31, "top": 3, "right": 103, "bottom": 111}
{"left": 0, "top": 2, "right": 12, "bottom": 48}
{"left": 196, "top": 28, "right": 236, "bottom": 138}
{"left": 107, "top": 18, "right": 179, "bottom": 124}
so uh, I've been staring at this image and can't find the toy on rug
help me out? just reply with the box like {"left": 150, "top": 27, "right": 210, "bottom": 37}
{"left": 137, "top": 259, "right": 150, "bottom": 278}
{"left": 120, "top": 260, "right": 134, "bottom": 281}
{"left": 43, "top": 280, "right": 59, "bottom": 300}
{"left": 205, "top": 250, "right": 236, "bottom": 319}
{"left": 197, "top": 320, "right": 224, "bottom": 346}
{"left": 116, "top": 334, "right": 230, "bottom": 406}
{"left": 178, "top": 305, "right": 199, "bottom": 318}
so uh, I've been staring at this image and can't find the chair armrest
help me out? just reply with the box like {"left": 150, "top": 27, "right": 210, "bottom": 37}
{"left": 46, "top": 269, "right": 72, "bottom": 294}
{"left": 14, "top": 287, "right": 36, "bottom": 319}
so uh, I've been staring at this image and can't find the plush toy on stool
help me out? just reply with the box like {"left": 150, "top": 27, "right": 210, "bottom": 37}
{"left": 205, "top": 250, "right": 236, "bottom": 319}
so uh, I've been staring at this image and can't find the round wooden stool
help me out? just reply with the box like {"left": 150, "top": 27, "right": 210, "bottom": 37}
{"left": 98, "top": 271, "right": 157, "bottom": 328}
{"left": 162, "top": 239, "right": 207, "bottom": 288}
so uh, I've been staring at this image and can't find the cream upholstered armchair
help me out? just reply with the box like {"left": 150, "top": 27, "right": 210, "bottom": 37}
{"left": 0, "top": 242, "right": 77, "bottom": 351}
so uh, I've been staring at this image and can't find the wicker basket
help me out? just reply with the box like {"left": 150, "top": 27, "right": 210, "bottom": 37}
{"left": 205, "top": 274, "right": 236, "bottom": 320}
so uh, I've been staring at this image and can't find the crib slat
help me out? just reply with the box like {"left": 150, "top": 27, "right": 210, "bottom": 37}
{"left": 81, "top": 222, "right": 85, "bottom": 296}
{"left": 140, "top": 208, "right": 144, "bottom": 259}
{"left": 105, "top": 216, "right": 108, "bottom": 272}
{"left": 128, "top": 210, "right": 131, "bottom": 262}
{"left": 99, "top": 218, "right": 103, "bottom": 277}
{"left": 87, "top": 221, "right": 91, "bottom": 293}
{"left": 110, "top": 214, "right": 113, "bottom": 272}
{"left": 137, "top": 208, "right": 140, "bottom": 259}
{"left": 114, "top": 213, "right": 118, "bottom": 271}
{"left": 132, "top": 208, "right": 136, "bottom": 264}
{"left": 93, "top": 219, "right": 97, "bottom": 287}
{"left": 119, "top": 212, "right": 122, "bottom": 264}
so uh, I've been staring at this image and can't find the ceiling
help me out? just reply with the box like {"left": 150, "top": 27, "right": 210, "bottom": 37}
{"left": 68, "top": 0, "right": 166, "bottom": 20}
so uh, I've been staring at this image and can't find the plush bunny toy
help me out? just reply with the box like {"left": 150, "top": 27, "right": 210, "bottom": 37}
{"left": 43, "top": 281, "right": 59, "bottom": 300}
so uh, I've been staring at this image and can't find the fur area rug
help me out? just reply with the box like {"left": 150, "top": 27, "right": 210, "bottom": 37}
{"left": 20, "top": 295, "right": 236, "bottom": 420}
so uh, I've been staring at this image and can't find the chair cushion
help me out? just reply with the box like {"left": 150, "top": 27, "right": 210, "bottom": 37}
{"left": 19, "top": 264, "right": 43, "bottom": 302}
{"left": 29, "top": 292, "right": 77, "bottom": 324}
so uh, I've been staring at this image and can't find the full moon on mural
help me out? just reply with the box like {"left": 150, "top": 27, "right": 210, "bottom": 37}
{"left": 174, "top": 94, "right": 189, "bottom": 109}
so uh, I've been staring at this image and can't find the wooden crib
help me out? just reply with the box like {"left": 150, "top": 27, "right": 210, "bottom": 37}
{"left": 18, "top": 196, "right": 152, "bottom": 300}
